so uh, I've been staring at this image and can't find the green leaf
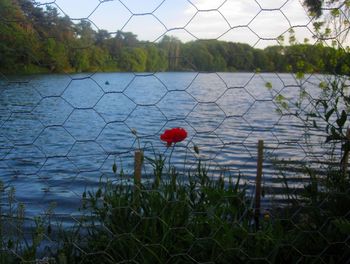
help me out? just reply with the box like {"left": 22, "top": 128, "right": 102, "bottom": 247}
{"left": 331, "top": 126, "right": 337, "bottom": 137}
{"left": 319, "top": 81, "right": 327, "bottom": 89}
{"left": 300, "top": 90, "right": 308, "bottom": 99}
{"left": 326, "top": 126, "right": 343, "bottom": 142}
{"left": 281, "top": 102, "right": 289, "bottom": 110}
{"left": 307, "top": 112, "right": 317, "bottom": 118}
{"left": 332, "top": 218, "right": 350, "bottom": 235}
{"left": 112, "top": 163, "right": 117, "bottom": 174}
{"left": 296, "top": 72, "right": 304, "bottom": 79}
{"left": 325, "top": 108, "right": 335, "bottom": 122}
{"left": 265, "top": 82, "right": 272, "bottom": 90}
{"left": 47, "top": 224, "right": 52, "bottom": 235}
{"left": 96, "top": 188, "right": 102, "bottom": 198}
{"left": 336, "top": 110, "right": 347, "bottom": 128}
{"left": 276, "top": 94, "right": 285, "bottom": 102}
{"left": 331, "top": 8, "right": 340, "bottom": 17}
{"left": 7, "top": 239, "right": 14, "bottom": 249}
{"left": 275, "top": 108, "right": 283, "bottom": 115}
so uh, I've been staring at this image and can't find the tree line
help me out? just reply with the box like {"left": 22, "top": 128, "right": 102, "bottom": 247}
{"left": 0, "top": 0, "right": 349, "bottom": 74}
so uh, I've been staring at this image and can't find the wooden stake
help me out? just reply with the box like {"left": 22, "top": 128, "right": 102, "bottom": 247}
{"left": 341, "top": 128, "right": 350, "bottom": 177}
{"left": 134, "top": 150, "right": 143, "bottom": 186}
{"left": 254, "top": 140, "right": 264, "bottom": 228}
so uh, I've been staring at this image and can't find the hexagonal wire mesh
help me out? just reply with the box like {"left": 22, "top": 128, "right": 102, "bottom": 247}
{"left": 0, "top": 0, "right": 349, "bottom": 262}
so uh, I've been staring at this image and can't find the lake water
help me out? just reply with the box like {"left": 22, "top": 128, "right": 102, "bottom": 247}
{"left": 0, "top": 72, "right": 330, "bottom": 218}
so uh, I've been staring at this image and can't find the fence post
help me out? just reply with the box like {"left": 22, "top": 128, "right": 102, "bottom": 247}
{"left": 254, "top": 140, "right": 264, "bottom": 228}
{"left": 341, "top": 128, "right": 350, "bottom": 177}
{"left": 134, "top": 150, "right": 143, "bottom": 186}
{"left": 133, "top": 150, "right": 143, "bottom": 209}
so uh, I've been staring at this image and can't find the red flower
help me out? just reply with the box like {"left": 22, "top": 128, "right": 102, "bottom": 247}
{"left": 160, "top": 127, "right": 187, "bottom": 147}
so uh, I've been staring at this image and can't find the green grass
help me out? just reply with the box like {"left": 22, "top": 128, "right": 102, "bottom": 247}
{"left": 0, "top": 155, "right": 349, "bottom": 263}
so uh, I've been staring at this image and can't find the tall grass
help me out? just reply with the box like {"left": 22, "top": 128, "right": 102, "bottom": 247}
{"left": 0, "top": 153, "right": 349, "bottom": 263}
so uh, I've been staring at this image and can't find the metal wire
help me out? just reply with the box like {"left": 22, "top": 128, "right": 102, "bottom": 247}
{"left": 0, "top": 0, "right": 349, "bottom": 262}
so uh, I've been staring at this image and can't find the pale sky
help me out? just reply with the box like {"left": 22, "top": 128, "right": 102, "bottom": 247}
{"left": 35, "top": 0, "right": 318, "bottom": 48}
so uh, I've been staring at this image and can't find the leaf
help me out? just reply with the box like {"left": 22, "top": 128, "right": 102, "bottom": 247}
{"left": 96, "top": 188, "right": 102, "bottom": 198}
{"left": 331, "top": 126, "right": 337, "bottom": 137}
{"left": 336, "top": 110, "right": 347, "bottom": 128}
{"left": 331, "top": 8, "right": 340, "bottom": 17}
{"left": 325, "top": 108, "right": 335, "bottom": 122}
{"left": 321, "top": 100, "right": 328, "bottom": 110}
{"left": 265, "top": 82, "right": 272, "bottom": 90}
{"left": 300, "top": 90, "right": 308, "bottom": 99}
{"left": 280, "top": 101, "right": 289, "bottom": 110}
{"left": 112, "top": 163, "right": 117, "bottom": 174}
{"left": 7, "top": 239, "right": 14, "bottom": 249}
{"left": 296, "top": 72, "right": 304, "bottom": 80}
{"left": 326, "top": 126, "right": 343, "bottom": 142}
{"left": 319, "top": 81, "right": 327, "bottom": 89}
{"left": 307, "top": 112, "right": 317, "bottom": 118}
{"left": 332, "top": 218, "right": 350, "bottom": 235}
{"left": 47, "top": 224, "right": 52, "bottom": 235}
{"left": 275, "top": 108, "right": 283, "bottom": 115}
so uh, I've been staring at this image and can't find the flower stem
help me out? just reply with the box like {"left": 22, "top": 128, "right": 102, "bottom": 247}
{"left": 168, "top": 143, "right": 176, "bottom": 172}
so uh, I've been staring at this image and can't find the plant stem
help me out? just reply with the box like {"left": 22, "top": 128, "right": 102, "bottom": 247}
{"left": 168, "top": 144, "right": 176, "bottom": 172}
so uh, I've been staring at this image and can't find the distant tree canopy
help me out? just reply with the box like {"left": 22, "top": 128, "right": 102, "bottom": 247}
{"left": 303, "top": 0, "right": 323, "bottom": 17}
{"left": 0, "top": 0, "right": 349, "bottom": 74}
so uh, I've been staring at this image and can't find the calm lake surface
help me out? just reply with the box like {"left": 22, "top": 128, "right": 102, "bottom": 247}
{"left": 0, "top": 72, "right": 328, "bottom": 217}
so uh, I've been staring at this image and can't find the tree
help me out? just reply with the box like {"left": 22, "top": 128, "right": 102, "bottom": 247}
{"left": 145, "top": 44, "right": 168, "bottom": 72}
{"left": 253, "top": 49, "right": 269, "bottom": 72}
{"left": 303, "top": 0, "right": 323, "bottom": 17}
{"left": 75, "top": 20, "right": 96, "bottom": 45}
{"left": 119, "top": 47, "right": 147, "bottom": 72}
{"left": 95, "top": 29, "right": 110, "bottom": 46}
{"left": 273, "top": 0, "right": 350, "bottom": 188}
{"left": 44, "top": 38, "right": 69, "bottom": 71}
{"left": 159, "top": 36, "right": 181, "bottom": 70}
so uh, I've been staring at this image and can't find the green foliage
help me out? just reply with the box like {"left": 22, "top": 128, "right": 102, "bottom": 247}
{"left": 119, "top": 47, "right": 147, "bottom": 72}
{"left": 78, "top": 159, "right": 251, "bottom": 263}
{"left": 265, "top": 81, "right": 272, "bottom": 89}
{"left": 0, "top": 0, "right": 349, "bottom": 74}
{"left": 145, "top": 44, "right": 168, "bottom": 72}
{"left": 303, "top": 0, "right": 323, "bottom": 17}
{"left": 270, "top": 6, "right": 350, "bottom": 262}
{"left": 1, "top": 157, "right": 350, "bottom": 263}
{"left": 0, "top": 181, "right": 57, "bottom": 263}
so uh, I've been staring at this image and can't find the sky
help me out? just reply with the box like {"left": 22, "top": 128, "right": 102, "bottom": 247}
{"left": 34, "top": 0, "right": 319, "bottom": 48}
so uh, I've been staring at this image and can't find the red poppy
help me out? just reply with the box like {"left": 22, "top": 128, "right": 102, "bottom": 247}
{"left": 160, "top": 127, "right": 187, "bottom": 147}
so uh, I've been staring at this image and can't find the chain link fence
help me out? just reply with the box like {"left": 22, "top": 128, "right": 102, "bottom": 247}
{"left": 0, "top": 0, "right": 349, "bottom": 263}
